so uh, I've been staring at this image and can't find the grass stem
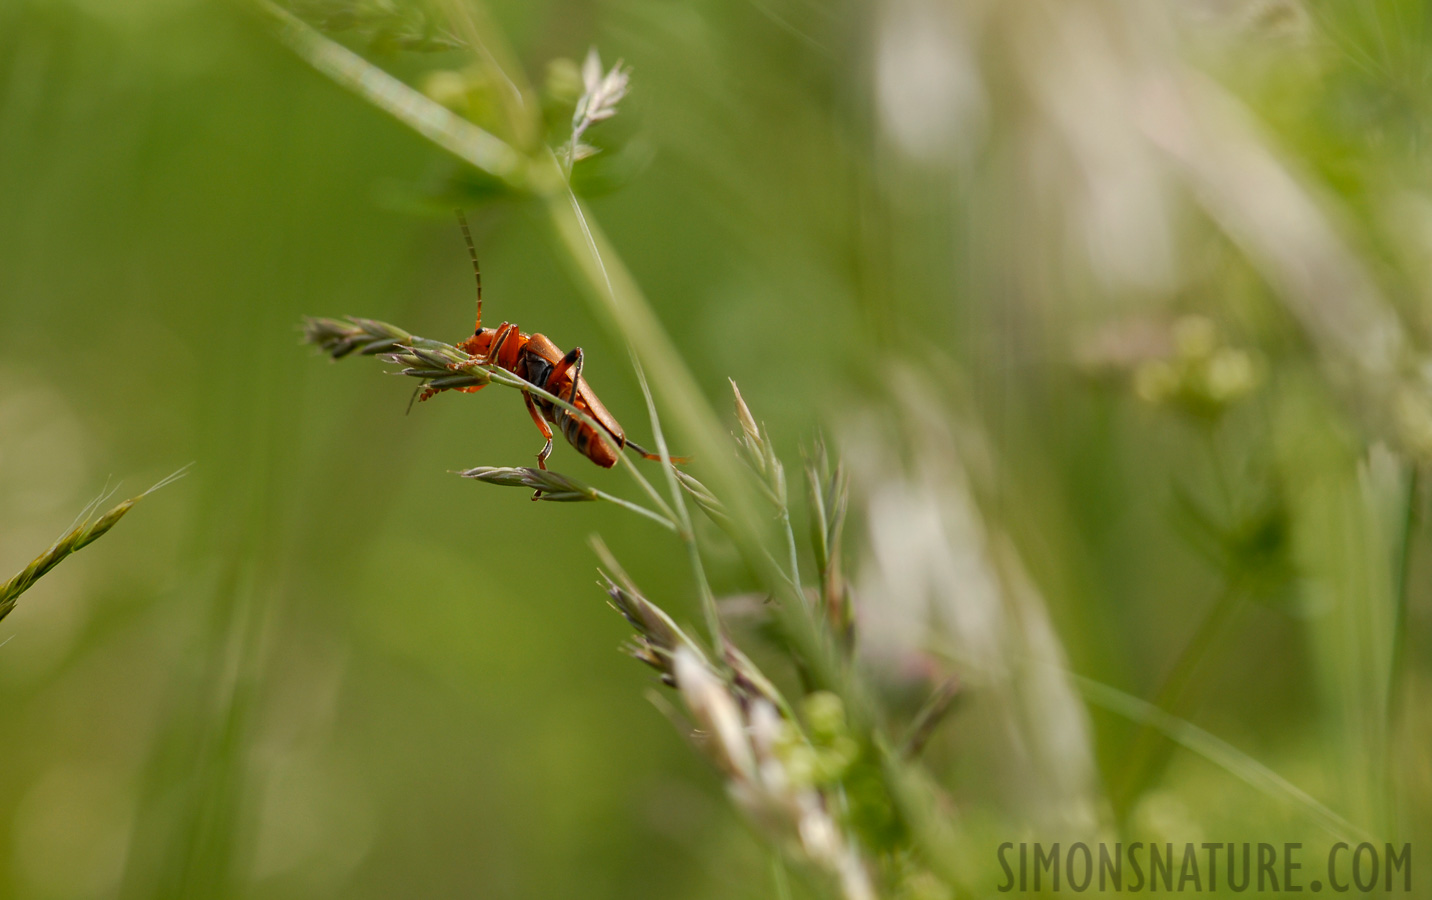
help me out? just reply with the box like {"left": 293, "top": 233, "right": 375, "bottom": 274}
{"left": 1113, "top": 577, "right": 1248, "bottom": 810}
{"left": 632, "top": 358, "right": 724, "bottom": 654}
{"left": 592, "top": 489, "right": 679, "bottom": 532}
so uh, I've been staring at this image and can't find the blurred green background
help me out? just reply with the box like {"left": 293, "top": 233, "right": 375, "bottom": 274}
{"left": 2, "top": 0, "right": 1430, "bottom": 897}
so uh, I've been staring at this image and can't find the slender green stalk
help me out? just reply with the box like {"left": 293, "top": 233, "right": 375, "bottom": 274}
{"left": 1387, "top": 465, "right": 1417, "bottom": 705}
{"left": 1113, "top": 577, "right": 1248, "bottom": 810}
{"left": 900, "top": 677, "right": 960, "bottom": 759}
{"left": 614, "top": 452, "right": 679, "bottom": 526}
{"left": 1079, "top": 675, "right": 1377, "bottom": 844}
{"left": 260, "top": 1, "right": 534, "bottom": 188}
{"left": 632, "top": 359, "right": 724, "bottom": 654}
{"left": 594, "top": 490, "right": 678, "bottom": 531}
{"left": 781, "top": 510, "right": 802, "bottom": 592}
{"left": 771, "top": 853, "right": 794, "bottom": 900}
{"left": 1385, "top": 464, "right": 1418, "bottom": 830}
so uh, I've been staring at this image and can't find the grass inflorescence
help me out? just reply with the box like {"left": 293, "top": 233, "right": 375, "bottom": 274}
{"left": 0, "top": 466, "right": 189, "bottom": 624}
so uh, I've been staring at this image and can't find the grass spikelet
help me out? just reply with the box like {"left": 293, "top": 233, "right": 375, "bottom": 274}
{"left": 456, "top": 466, "right": 674, "bottom": 526}
{"left": 458, "top": 466, "right": 596, "bottom": 502}
{"left": 301, "top": 315, "right": 416, "bottom": 358}
{"left": 0, "top": 466, "right": 190, "bottom": 624}
{"left": 804, "top": 439, "right": 851, "bottom": 644}
{"left": 565, "top": 48, "right": 630, "bottom": 168}
{"left": 600, "top": 571, "right": 704, "bottom": 684}
{"left": 730, "top": 379, "right": 786, "bottom": 508}
{"left": 675, "top": 470, "right": 731, "bottom": 528}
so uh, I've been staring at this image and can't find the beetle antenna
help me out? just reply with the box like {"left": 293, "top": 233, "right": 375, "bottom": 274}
{"left": 625, "top": 440, "right": 692, "bottom": 464}
{"left": 456, "top": 209, "right": 482, "bottom": 330}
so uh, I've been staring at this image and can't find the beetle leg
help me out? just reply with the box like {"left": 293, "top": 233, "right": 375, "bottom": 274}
{"left": 522, "top": 392, "right": 555, "bottom": 470}
{"left": 547, "top": 347, "right": 585, "bottom": 404}
{"left": 483, "top": 322, "right": 516, "bottom": 365}
{"left": 522, "top": 391, "right": 555, "bottom": 500}
{"left": 568, "top": 349, "right": 584, "bottom": 403}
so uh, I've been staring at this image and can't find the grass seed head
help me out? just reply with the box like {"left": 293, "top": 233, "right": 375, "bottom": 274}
{"left": 674, "top": 646, "right": 756, "bottom": 781}
{"left": 675, "top": 470, "right": 731, "bottom": 528}
{"left": 0, "top": 467, "right": 188, "bottom": 622}
{"left": 574, "top": 48, "right": 630, "bottom": 129}
{"left": 303, "top": 316, "right": 417, "bottom": 359}
{"left": 601, "top": 572, "right": 706, "bottom": 674}
{"left": 729, "top": 380, "right": 786, "bottom": 507}
{"left": 458, "top": 466, "right": 597, "bottom": 502}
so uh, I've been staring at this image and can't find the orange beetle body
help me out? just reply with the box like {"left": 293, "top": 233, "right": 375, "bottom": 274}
{"left": 455, "top": 325, "right": 625, "bottom": 468}
{"left": 421, "top": 214, "right": 672, "bottom": 473}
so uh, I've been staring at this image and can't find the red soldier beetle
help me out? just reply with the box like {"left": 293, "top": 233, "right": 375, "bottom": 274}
{"left": 420, "top": 213, "right": 682, "bottom": 472}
